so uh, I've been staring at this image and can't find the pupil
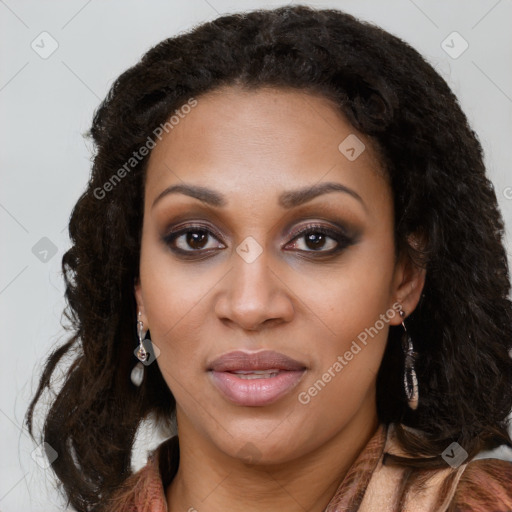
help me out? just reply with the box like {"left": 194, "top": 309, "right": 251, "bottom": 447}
{"left": 187, "top": 231, "right": 208, "bottom": 249}
{"left": 305, "top": 232, "right": 325, "bottom": 250}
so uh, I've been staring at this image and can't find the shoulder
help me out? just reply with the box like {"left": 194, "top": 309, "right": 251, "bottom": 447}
{"left": 104, "top": 436, "right": 179, "bottom": 512}
{"left": 104, "top": 455, "right": 167, "bottom": 511}
{"left": 449, "top": 457, "right": 512, "bottom": 511}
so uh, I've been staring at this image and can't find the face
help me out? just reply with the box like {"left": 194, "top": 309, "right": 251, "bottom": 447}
{"left": 135, "top": 86, "right": 424, "bottom": 463}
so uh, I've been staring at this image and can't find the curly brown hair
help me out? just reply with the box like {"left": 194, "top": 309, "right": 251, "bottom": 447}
{"left": 26, "top": 4, "right": 512, "bottom": 511}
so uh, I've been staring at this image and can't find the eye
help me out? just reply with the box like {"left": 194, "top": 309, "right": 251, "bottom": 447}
{"left": 163, "top": 224, "right": 225, "bottom": 256}
{"left": 284, "top": 223, "right": 352, "bottom": 254}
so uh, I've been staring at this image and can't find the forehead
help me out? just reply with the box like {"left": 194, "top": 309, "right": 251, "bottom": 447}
{"left": 144, "top": 86, "right": 388, "bottom": 211}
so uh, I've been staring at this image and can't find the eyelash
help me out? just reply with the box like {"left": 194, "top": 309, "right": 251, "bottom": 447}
{"left": 162, "top": 222, "right": 355, "bottom": 259}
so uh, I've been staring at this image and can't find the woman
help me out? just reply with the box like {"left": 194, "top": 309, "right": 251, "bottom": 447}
{"left": 26, "top": 5, "right": 512, "bottom": 511}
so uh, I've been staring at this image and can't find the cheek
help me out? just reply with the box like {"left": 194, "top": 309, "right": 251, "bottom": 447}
{"left": 139, "top": 240, "right": 207, "bottom": 370}
{"left": 293, "top": 231, "right": 396, "bottom": 402}
{"left": 293, "top": 231, "right": 396, "bottom": 349}
{"left": 140, "top": 220, "right": 219, "bottom": 328}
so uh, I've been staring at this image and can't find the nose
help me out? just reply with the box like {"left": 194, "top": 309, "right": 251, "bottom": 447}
{"left": 214, "top": 248, "right": 294, "bottom": 332}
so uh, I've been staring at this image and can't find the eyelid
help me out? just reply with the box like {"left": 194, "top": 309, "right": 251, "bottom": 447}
{"left": 164, "top": 219, "right": 349, "bottom": 243}
{"left": 165, "top": 221, "right": 225, "bottom": 244}
{"left": 286, "top": 222, "right": 350, "bottom": 243}
{"left": 283, "top": 222, "right": 353, "bottom": 255}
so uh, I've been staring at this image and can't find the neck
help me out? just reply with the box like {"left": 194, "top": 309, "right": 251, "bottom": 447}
{"left": 166, "top": 402, "right": 379, "bottom": 512}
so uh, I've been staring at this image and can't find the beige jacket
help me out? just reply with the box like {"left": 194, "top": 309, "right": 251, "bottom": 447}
{"left": 107, "top": 423, "right": 512, "bottom": 511}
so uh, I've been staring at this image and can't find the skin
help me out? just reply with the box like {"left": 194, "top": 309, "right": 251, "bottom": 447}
{"left": 134, "top": 85, "right": 426, "bottom": 512}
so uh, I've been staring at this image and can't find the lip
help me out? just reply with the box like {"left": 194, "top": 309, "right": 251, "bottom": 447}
{"left": 208, "top": 350, "right": 306, "bottom": 372}
{"left": 208, "top": 350, "right": 307, "bottom": 407}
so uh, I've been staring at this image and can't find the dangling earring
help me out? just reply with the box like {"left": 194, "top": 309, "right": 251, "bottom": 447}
{"left": 136, "top": 311, "right": 149, "bottom": 362}
{"left": 399, "top": 309, "right": 419, "bottom": 410}
{"left": 130, "top": 311, "right": 147, "bottom": 386}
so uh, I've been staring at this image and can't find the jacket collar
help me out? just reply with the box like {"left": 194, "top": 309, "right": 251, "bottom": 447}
{"left": 119, "top": 422, "right": 467, "bottom": 511}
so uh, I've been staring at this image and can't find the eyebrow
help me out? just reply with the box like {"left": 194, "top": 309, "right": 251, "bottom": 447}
{"left": 151, "top": 181, "right": 366, "bottom": 211}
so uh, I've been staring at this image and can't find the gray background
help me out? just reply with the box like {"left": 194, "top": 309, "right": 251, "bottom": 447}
{"left": 1, "top": 0, "right": 511, "bottom": 510}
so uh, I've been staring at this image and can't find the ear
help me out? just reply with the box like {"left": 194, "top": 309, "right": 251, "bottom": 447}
{"left": 388, "top": 233, "right": 427, "bottom": 326}
{"left": 134, "top": 277, "right": 149, "bottom": 327}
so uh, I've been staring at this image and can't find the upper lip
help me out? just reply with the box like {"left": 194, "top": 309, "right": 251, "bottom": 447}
{"left": 208, "top": 350, "right": 307, "bottom": 372}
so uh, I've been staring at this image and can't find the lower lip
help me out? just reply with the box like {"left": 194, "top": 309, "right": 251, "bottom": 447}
{"left": 209, "top": 370, "right": 306, "bottom": 406}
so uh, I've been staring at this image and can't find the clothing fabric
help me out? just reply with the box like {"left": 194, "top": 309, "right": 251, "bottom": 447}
{"left": 107, "top": 423, "right": 512, "bottom": 511}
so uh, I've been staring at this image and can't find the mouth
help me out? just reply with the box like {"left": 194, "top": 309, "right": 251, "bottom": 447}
{"left": 207, "top": 350, "right": 307, "bottom": 406}
{"left": 229, "top": 369, "right": 281, "bottom": 379}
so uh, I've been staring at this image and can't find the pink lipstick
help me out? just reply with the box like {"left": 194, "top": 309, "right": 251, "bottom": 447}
{"left": 208, "top": 350, "right": 306, "bottom": 406}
